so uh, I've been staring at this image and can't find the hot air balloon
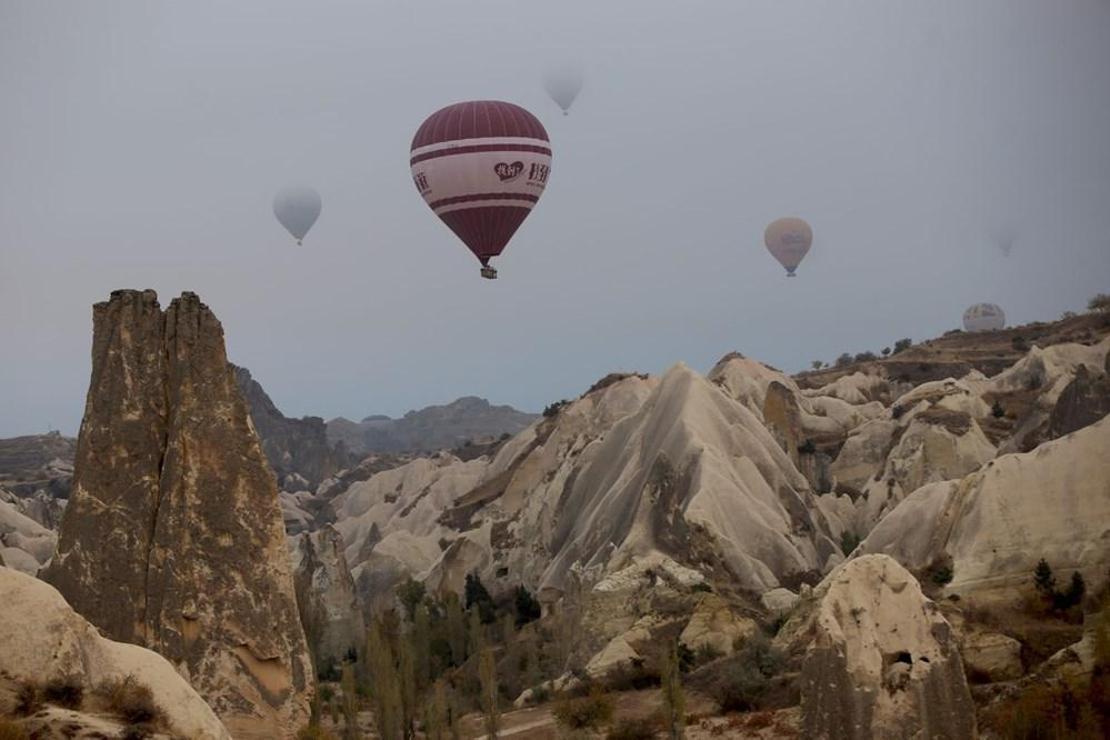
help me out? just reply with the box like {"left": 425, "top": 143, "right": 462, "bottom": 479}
{"left": 963, "top": 303, "right": 1006, "bottom": 332}
{"left": 273, "top": 186, "right": 321, "bottom": 245}
{"left": 543, "top": 65, "right": 583, "bottom": 115}
{"left": 410, "top": 100, "right": 552, "bottom": 279}
{"left": 764, "top": 217, "right": 812, "bottom": 276}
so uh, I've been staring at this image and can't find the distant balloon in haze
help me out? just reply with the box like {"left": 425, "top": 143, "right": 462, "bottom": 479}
{"left": 994, "top": 229, "right": 1016, "bottom": 257}
{"left": 273, "top": 186, "right": 322, "bottom": 245}
{"left": 963, "top": 303, "right": 1006, "bottom": 332}
{"left": 764, "top": 217, "right": 813, "bottom": 276}
{"left": 410, "top": 100, "right": 552, "bottom": 279}
{"left": 543, "top": 65, "right": 583, "bottom": 115}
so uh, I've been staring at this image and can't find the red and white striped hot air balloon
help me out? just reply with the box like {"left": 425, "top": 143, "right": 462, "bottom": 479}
{"left": 410, "top": 100, "right": 552, "bottom": 279}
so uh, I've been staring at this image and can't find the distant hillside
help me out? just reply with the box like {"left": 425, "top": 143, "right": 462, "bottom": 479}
{"left": 326, "top": 396, "right": 538, "bottom": 456}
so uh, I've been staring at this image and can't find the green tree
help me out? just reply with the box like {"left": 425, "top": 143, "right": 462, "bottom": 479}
{"left": 513, "top": 585, "right": 541, "bottom": 627}
{"left": 465, "top": 572, "right": 496, "bottom": 623}
{"left": 893, "top": 338, "right": 913, "bottom": 354}
{"left": 396, "top": 577, "right": 426, "bottom": 622}
{"left": 811, "top": 360, "right": 824, "bottom": 370}
{"left": 1034, "top": 559, "right": 1056, "bottom": 600}
{"left": 660, "top": 640, "right": 686, "bottom": 740}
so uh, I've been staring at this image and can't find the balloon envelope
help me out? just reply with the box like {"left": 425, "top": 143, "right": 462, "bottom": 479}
{"left": 273, "top": 186, "right": 322, "bottom": 244}
{"left": 963, "top": 303, "right": 1006, "bottom": 332}
{"left": 410, "top": 100, "right": 552, "bottom": 270}
{"left": 543, "top": 66, "right": 583, "bottom": 114}
{"left": 764, "top": 217, "right": 813, "bottom": 276}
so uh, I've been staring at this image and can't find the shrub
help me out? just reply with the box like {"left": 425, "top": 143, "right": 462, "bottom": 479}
{"left": 797, "top": 439, "right": 817, "bottom": 455}
{"left": 840, "top": 531, "right": 861, "bottom": 556}
{"left": 1088, "top": 293, "right": 1110, "bottom": 313}
{"left": 834, "top": 353, "right": 853, "bottom": 368}
{"left": 709, "top": 633, "right": 784, "bottom": 712}
{"left": 1061, "top": 310, "right": 1078, "bottom": 320}
{"left": 119, "top": 726, "right": 155, "bottom": 740}
{"left": 605, "top": 716, "right": 659, "bottom": 740}
{"left": 0, "top": 719, "right": 28, "bottom": 740}
{"left": 543, "top": 400, "right": 569, "bottom": 418}
{"left": 604, "top": 658, "right": 658, "bottom": 692}
{"left": 1054, "top": 572, "right": 1086, "bottom": 611}
{"left": 296, "top": 725, "right": 337, "bottom": 740}
{"left": 1034, "top": 559, "right": 1057, "bottom": 600}
{"left": 43, "top": 676, "right": 83, "bottom": 709}
{"left": 930, "top": 566, "right": 954, "bottom": 587}
{"left": 881, "top": 347, "right": 891, "bottom": 356}
{"left": 14, "top": 682, "right": 41, "bottom": 716}
{"left": 893, "top": 338, "right": 913, "bottom": 354}
{"left": 854, "top": 351, "right": 878, "bottom": 363}
{"left": 891, "top": 404, "right": 906, "bottom": 420}
{"left": 100, "top": 676, "right": 163, "bottom": 726}
{"left": 811, "top": 360, "right": 824, "bottom": 370}
{"left": 553, "top": 686, "right": 614, "bottom": 730}
{"left": 991, "top": 400, "right": 1005, "bottom": 418}
{"left": 1012, "top": 335, "right": 1030, "bottom": 352}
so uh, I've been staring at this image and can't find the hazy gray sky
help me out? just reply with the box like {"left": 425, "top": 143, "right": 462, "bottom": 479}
{"left": 2, "top": 1, "right": 1109, "bottom": 437}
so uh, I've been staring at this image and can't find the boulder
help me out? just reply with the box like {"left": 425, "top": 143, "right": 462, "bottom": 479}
{"left": 797, "top": 555, "right": 976, "bottom": 740}
{"left": 0, "top": 566, "right": 229, "bottom": 739}
{"left": 679, "top": 593, "right": 758, "bottom": 656}
{"left": 961, "top": 630, "right": 1023, "bottom": 682}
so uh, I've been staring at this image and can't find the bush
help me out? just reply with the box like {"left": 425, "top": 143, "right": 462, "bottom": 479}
{"left": 1012, "top": 335, "right": 1030, "bottom": 352}
{"left": 43, "top": 675, "right": 83, "bottom": 709}
{"left": 1088, "top": 293, "right": 1110, "bottom": 313}
{"left": 834, "top": 353, "right": 854, "bottom": 368}
{"left": 99, "top": 676, "right": 163, "bottom": 726}
{"left": 296, "top": 724, "right": 338, "bottom": 740}
{"left": 0, "top": 719, "right": 28, "bottom": 740}
{"left": 543, "top": 400, "right": 570, "bottom": 418}
{"left": 991, "top": 400, "right": 1005, "bottom": 418}
{"left": 797, "top": 439, "right": 817, "bottom": 455}
{"left": 553, "top": 686, "right": 615, "bottom": 730}
{"left": 854, "top": 351, "right": 878, "bottom": 363}
{"left": 605, "top": 716, "right": 659, "bottom": 740}
{"left": 930, "top": 565, "right": 954, "bottom": 587}
{"left": 709, "top": 634, "right": 784, "bottom": 712}
{"left": 604, "top": 658, "right": 658, "bottom": 692}
{"left": 840, "top": 531, "right": 860, "bottom": 556}
{"left": 14, "top": 682, "right": 41, "bottom": 716}
{"left": 893, "top": 338, "right": 913, "bottom": 354}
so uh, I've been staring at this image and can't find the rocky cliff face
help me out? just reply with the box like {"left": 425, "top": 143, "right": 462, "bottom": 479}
{"left": 790, "top": 555, "right": 976, "bottom": 740}
{"left": 42, "top": 290, "right": 312, "bottom": 739}
{"left": 234, "top": 364, "right": 350, "bottom": 491}
{"left": 0, "top": 566, "right": 230, "bottom": 739}
{"left": 290, "top": 525, "right": 365, "bottom": 671}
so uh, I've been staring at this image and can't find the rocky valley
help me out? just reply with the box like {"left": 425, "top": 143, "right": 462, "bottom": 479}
{"left": 2, "top": 291, "right": 1109, "bottom": 739}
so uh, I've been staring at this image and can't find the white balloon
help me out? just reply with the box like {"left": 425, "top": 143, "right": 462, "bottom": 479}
{"left": 273, "top": 186, "right": 322, "bottom": 245}
{"left": 543, "top": 65, "right": 583, "bottom": 115}
{"left": 963, "top": 303, "right": 1006, "bottom": 332}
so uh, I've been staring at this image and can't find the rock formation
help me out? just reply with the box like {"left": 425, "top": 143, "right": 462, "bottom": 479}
{"left": 42, "top": 290, "right": 312, "bottom": 738}
{"left": 792, "top": 555, "right": 976, "bottom": 739}
{"left": 0, "top": 486, "right": 56, "bottom": 573}
{"left": 860, "top": 414, "right": 1110, "bottom": 603}
{"left": 290, "top": 525, "right": 365, "bottom": 671}
{"left": 234, "top": 364, "right": 350, "bottom": 491}
{"left": 0, "top": 566, "right": 230, "bottom": 739}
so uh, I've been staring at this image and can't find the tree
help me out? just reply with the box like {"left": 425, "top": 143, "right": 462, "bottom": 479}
{"left": 411, "top": 605, "right": 432, "bottom": 691}
{"left": 1059, "top": 572, "right": 1087, "bottom": 610}
{"left": 444, "top": 593, "right": 467, "bottom": 667}
{"left": 465, "top": 572, "right": 496, "bottom": 624}
{"left": 479, "top": 647, "right": 501, "bottom": 739}
{"left": 396, "top": 577, "right": 426, "bottom": 622}
{"left": 1034, "top": 559, "right": 1056, "bottom": 600}
{"left": 660, "top": 640, "right": 686, "bottom": 740}
{"left": 1087, "top": 293, "right": 1110, "bottom": 313}
{"left": 881, "top": 347, "right": 891, "bottom": 357}
{"left": 893, "top": 338, "right": 913, "bottom": 354}
{"left": 854, "top": 351, "right": 878, "bottom": 363}
{"left": 835, "top": 352, "right": 854, "bottom": 368}
{"left": 367, "top": 621, "right": 404, "bottom": 740}
{"left": 513, "top": 585, "right": 541, "bottom": 628}
{"left": 811, "top": 360, "right": 824, "bottom": 370}
{"left": 991, "top": 400, "right": 1005, "bottom": 419}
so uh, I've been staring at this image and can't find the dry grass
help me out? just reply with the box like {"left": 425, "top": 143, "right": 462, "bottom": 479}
{"left": 42, "top": 675, "right": 83, "bottom": 710}
{"left": 97, "top": 675, "right": 163, "bottom": 726}
{"left": 0, "top": 718, "right": 28, "bottom": 740}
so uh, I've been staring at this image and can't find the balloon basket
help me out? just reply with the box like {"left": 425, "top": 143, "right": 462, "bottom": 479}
{"left": 480, "top": 266, "right": 498, "bottom": 280}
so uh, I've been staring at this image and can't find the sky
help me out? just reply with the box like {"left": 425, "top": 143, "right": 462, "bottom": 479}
{"left": 2, "top": 0, "right": 1109, "bottom": 437}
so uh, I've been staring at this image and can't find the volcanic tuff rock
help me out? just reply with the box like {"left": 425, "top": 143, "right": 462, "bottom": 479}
{"left": 0, "top": 566, "right": 230, "bottom": 739}
{"left": 859, "top": 414, "right": 1110, "bottom": 603}
{"left": 291, "top": 525, "right": 365, "bottom": 670}
{"left": 234, "top": 364, "right": 350, "bottom": 491}
{"left": 326, "top": 395, "right": 537, "bottom": 456}
{"left": 41, "top": 290, "right": 312, "bottom": 739}
{"left": 792, "top": 555, "right": 976, "bottom": 740}
{"left": 0, "top": 486, "right": 56, "bottom": 573}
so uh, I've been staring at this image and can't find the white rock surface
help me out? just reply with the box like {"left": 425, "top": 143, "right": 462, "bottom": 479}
{"left": 0, "top": 566, "right": 229, "bottom": 739}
